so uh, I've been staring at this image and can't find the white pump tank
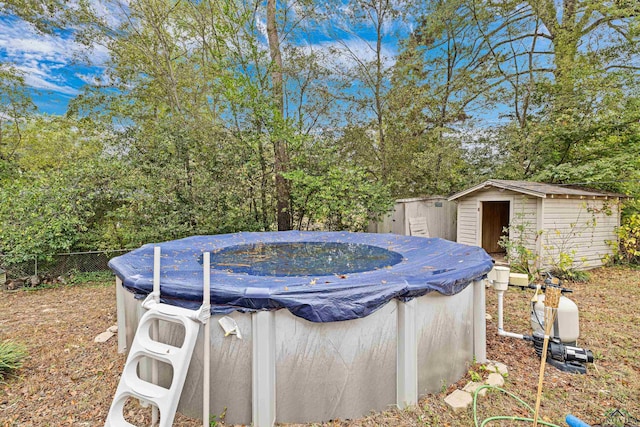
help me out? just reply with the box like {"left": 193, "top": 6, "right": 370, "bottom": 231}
{"left": 531, "top": 294, "right": 580, "bottom": 345}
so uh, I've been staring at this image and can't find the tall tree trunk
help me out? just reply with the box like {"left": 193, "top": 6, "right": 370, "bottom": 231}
{"left": 266, "top": 0, "right": 292, "bottom": 231}
{"left": 528, "top": 0, "right": 579, "bottom": 109}
{"left": 257, "top": 126, "right": 270, "bottom": 231}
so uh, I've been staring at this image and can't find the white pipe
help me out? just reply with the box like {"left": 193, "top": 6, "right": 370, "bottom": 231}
{"left": 496, "top": 290, "right": 526, "bottom": 340}
{"left": 203, "top": 252, "right": 211, "bottom": 427}
{"left": 497, "top": 290, "right": 505, "bottom": 331}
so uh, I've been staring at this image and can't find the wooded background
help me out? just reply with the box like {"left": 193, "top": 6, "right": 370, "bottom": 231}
{"left": 1, "top": 0, "right": 638, "bottom": 266}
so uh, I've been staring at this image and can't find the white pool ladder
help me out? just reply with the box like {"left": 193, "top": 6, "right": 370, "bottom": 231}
{"left": 105, "top": 248, "right": 211, "bottom": 427}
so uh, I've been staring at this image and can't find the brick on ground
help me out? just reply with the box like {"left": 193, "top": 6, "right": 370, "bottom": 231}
{"left": 444, "top": 389, "right": 473, "bottom": 412}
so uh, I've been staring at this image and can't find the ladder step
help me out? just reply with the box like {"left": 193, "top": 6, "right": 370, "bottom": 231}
{"left": 135, "top": 337, "right": 181, "bottom": 356}
{"left": 134, "top": 308, "right": 200, "bottom": 355}
{"left": 122, "top": 376, "right": 169, "bottom": 400}
{"left": 151, "top": 303, "right": 200, "bottom": 318}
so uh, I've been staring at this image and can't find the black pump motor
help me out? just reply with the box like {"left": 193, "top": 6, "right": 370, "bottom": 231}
{"left": 532, "top": 331, "right": 594, "bottom": 374}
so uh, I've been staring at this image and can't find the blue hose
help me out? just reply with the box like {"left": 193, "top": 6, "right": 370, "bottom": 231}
{"left": 566, "top": 414, "right": 592, "bottom": 427}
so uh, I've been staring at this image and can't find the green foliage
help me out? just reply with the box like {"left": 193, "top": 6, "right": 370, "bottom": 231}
{"left": 1, "top": 0, "right": 638, "bottom": 266}
{"left": 541, "top": 204, "right": 604, "bottom": 281}
{"left": 0, "top": 340, "right": 27, "bottom": 381}
{"left": 378, "top": 0, "right": 499, "bottom": 196}
{"left": 286, "top": 164, "right": 393, "bottom": 231}
{"left": 68, "top": 271, "right": 114, "bottom": 284}
{"left": 0, "top": 64, "right": 36, "bottom": 180}
{"left": 499, "top": 206, "right": 599, "bottom": 282}
{"left": 0, "top": 173, "right": 91, "bottom": 264}
{"left": 533, "top": 94, "right": 640, "bottom": 190}
{"left": 209, "top": 407, "right": 226, "bottom": 427}
{"left": 498, "top": 213, "right": 540, "bottom": 279}
{"left": 610, "top": 213, "right": 640, "bottom": 265}
{"left": 451, "top": 0, "right": 640, "bottom": 190}
{"left": 550, "top": 266, "right": 590, "bottom": 283}
{"left": 468, "top": 368, "right": 482, "bottom": 383}
{"left": 93, "top": 120, "right": 265, "bottom": 248}
{"left": 548, "top": 249, "right": 590, "bottom": 282}
{"left": 0, "top": 115, "right": 130, "bottom": 266}
{"left": 68, "top": 0, "right": 346, "bottom": 237}
{"left": 9, "top": 116, "right": 104, "bottom": 172}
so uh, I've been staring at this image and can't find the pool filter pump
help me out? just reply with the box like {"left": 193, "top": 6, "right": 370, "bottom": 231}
{"left": 531, "top": 331, "right": 593, "bottom": 374}
{"left": 491, "top": 267, "right": 593, "bottom": 374}
{"left": 531, "top": 289, "right": 580, "bottom": 344}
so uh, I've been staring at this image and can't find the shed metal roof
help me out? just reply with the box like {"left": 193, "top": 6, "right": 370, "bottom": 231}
{"left": 395, "top": 196, "right": 447, "bottom": 203}
{"left": 448, "top": 180, "right": 628, "bottom": 201}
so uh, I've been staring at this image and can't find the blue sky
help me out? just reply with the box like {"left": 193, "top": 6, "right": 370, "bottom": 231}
{"left": 0, "top": 3, "right": 512, "bottom": 126}
{"left": 2, "top": 2, "right": 635, "bottom": 128}
{"left": 0, "top": 14, "right": 111, "bottom": 115}
{"left": 0, "top": 3, "right": 411, "bottom": 117}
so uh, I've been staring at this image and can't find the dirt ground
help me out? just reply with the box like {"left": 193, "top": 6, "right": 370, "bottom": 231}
{"left": 1, "top": 267, "right": 639, "bottom": 426}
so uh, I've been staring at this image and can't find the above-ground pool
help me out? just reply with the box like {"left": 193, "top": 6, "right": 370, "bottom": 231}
{"left": 109, "top": 231, "right": 493, "bottom": 425}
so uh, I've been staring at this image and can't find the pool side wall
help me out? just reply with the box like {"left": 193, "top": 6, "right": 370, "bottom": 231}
{"left": 117, "top": 280, "right": 484, "bottom": 425}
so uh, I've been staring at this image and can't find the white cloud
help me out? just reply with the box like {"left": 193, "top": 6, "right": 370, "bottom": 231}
{"left": 300, "top": 37, "right": 397, "bottom": 74}
{"left": 81, "top": 40, "right": 110, "bottom": 66}
{"left": 0, "top": 16, "right": 108, "bottom": 96}
{"left": 74, "top": 71, "right": 113, "bottom": 87}
{"left": 88, "top": 0, "right": 129, "bottom": 28}
{"left": 18, "top": 66, "right": 79, "bottom": 95}
{"left": 0, "top": 30, "right": 71, "bottom": 65}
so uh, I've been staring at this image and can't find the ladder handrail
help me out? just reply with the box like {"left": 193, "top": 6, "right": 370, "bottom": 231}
{"left": 106, "top": 246, "right": 212, "bottom": 427}
{"left": 151, "top": 246, "right": 160, "bottom": 425}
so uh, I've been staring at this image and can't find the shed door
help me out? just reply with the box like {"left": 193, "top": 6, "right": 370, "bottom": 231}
{"left": 481, "top": 201, "right": 510, "bottom": 253}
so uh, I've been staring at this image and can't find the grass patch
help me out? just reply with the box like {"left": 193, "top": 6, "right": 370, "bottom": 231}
{"left": 23, "top": 271, "right": 114, "bottom": 292}
{"left": 0, "top": 340, "right": 27, "bottom": 382}
{"left": 68, "top": 270, "right": 115, "bottom": 284}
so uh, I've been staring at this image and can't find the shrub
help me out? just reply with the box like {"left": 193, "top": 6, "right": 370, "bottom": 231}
{"left": 0, "top": 340, "right": 27, "bottom": 381}
{"left": 548, "top": 249, "right": 590, "bottom": 282}
{"left": 498, "top": 213, "right": 540, "bottom": 280}
{"left": 612, "top": 213, "right": 640, "bottom": 265}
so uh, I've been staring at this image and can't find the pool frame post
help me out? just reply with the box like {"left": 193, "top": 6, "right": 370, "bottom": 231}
{"left": 397, "top": 298, "right": 418, "bottom": 409}
{"left": 473, "top": 279, "right": 487, "bottom": 363}
{"left": 202, "top": 252, "right": 211, "bottom": 427}
{"left": 115, "top": 276, "right": 127, "bottom": 354}
{"left": 252, "top": 310, "right": 276, "bottom": 427}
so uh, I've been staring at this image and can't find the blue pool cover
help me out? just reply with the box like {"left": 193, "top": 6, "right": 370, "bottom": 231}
{"left": 108, "top": 231, "right": 494, "bottom": 322}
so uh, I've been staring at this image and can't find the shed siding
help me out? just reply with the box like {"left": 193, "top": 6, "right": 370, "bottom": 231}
{"left": 402, "top": 199, "right": 457, "bottom": 240}
{"left": 456, "top": 188, "right": 538, "bottom": 254}
{"left": 541, "top": 199, "right": 619, "bottom": 269}
{"left": 370, "top": 198, "right": 457, "bottom": 240}
{"left": 510, "top": 195, "right": 538, "bottom": 254}
{"left": 454, "top": 183, "right": 623, "bottom": 271}
{"left": 457, "top": 199, "right": 478, "bottom": 246}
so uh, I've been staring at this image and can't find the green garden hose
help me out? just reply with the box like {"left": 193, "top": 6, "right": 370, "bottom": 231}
{"left": 472, "top": 384, "right": 564, "bottom": 427}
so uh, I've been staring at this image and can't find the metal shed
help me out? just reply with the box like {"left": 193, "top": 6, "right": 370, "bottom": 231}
{"left": 368, "top": 196, "right": 457, "bottom": 241}
{"left": 448, "top": 180, "right": 627, "bottom": 270}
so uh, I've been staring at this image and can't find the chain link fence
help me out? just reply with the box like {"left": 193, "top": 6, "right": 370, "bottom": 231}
{"left": 1, "top": 249, "right": 129, "bottom": 281}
